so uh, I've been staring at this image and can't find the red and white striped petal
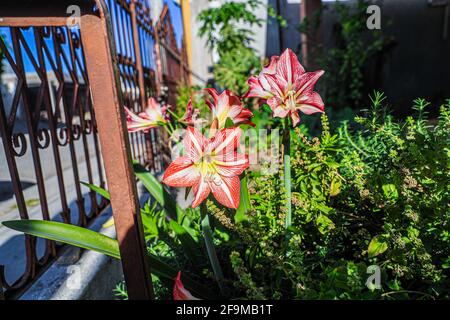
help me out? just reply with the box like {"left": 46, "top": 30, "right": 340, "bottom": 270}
{"left": 216, "top": 90, "right": 252, "bottom": 128}
{"left": 264, "top": 74, "right": 285, "bottom": 99}
{"left": 244, "top": 56, "right": 280, "bottom": 100}
{"left": 143, "top": 97, "right": 166, "bottom": 122}
{"left": 272, "top": 105, "right": 290, "bottom": 119}
{"left": 209, "top": 175, "right": 241, "bottom": 209}
{"left": 214, "top": 153, "right": 249, "bottom": 177}
{"left": 294, "top": 70, "right": 325, "bottom": 95}
{"left": 204, "top": 88, "right": 219, "bottom": 105}
{"left": 266, "top": 97, "right": 282, "bottom": 113}
{"left": 183, "top": 127, "right": 207, "bottom": 160}
{"left": 234, "top": 109, "right": 255, "bottom": 126}
{"left": 209, "top": 127, "right": 242, "bottom": 156}
{"left": 244, "top": 76, "right": 270, "bottom": 99}
{"left": 297, "top": 91, "right": 325, "bottom": 115}
{"left": 262, "top": 55, "right": 279, "bottom": 74}
{"left": 124, "top": 107, "right": 158, "bottom": 133}
{"left": 221, "top": 90, "right": 241, "bottom": 109}
{"left": 182, "top": 98, "right": 194, "bottom": 124}
{"left": 173, "top": 272, "right": 201, "bottom": 300}
{"left": 162, "top": 156, "right": 200, "bottom": 187}
{"left": 275, "top": 48, "right": 305, "bottom": 87}
{"left": 191, "top": 177, "right": 211, "bottom": 208}
{"left": 290, "top": 111, "right": 301, "bottom": 127}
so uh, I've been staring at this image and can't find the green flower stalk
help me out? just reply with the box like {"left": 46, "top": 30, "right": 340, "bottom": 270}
{"left": 244, "top": 48, "right": 325, "bottom": 240}
{"left": 200, "top": 202, "right": 226, "bottom": 296}
{"left": 283, "top": 118, "right": 292, "bottom": 232}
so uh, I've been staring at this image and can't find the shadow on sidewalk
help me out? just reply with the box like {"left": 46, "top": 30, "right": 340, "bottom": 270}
{"left": 0, "top": 180, "right": 35, "bottom": 202}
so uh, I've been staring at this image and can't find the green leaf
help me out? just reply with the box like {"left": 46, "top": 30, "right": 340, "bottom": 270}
{"left": 140, "top": 211, "right": 159, "bottom": 237}
{"left": 133, "top": 161, "right": 183, "bottom": 219}
{"left": 169, "top": 219, "right": 201, "bottom": 265}
{"left": 81, "top": 181, "right": 110, "bottom": 200}
{"left": 316, "top": 203, "right": 333, "bottom": 214}
{"left": 382, "top": 184, "right": 398, "bottom": 200}
{"left": 368, "top": 236, "right": 388, "bottom": 258}
{"left": 2, "top": 220, "right": 120, "bottom": 259}
{"left": 329, "top": 178, "right": 341, "bottom": 196}
{"left": 2, "top": 219, "right": 216, "bottom": 298}
{"left": 200, "top": 204, "right": 226, "bottom": 296}
{"left": 235, "top": 176, "right": 251, "bottom": 223}
{"left": 316, "top": 213, "right": 335, "bottom": 234}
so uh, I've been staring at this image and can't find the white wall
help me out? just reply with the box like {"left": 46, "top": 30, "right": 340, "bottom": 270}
{"left": 188, "top": 0, "right": 215, "bottom": 85}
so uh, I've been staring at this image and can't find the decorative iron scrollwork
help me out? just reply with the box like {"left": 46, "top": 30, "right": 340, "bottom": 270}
{"left": 11, "top": 133, "right": 28, "bottom": 157}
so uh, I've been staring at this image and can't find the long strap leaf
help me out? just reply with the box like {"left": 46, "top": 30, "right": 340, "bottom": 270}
{"left": 84, "top": 172, "right": 202, "bottom": 278}
{"left": 2, "top": 220, "right": 215, "bottom": 298}
{"left": 133, "top": 161, "right": 184, "bottom": 220}
{"left": 200, "top": 203, "right": 226, "bottom": 296}
{"left": 3, "top": 220, "right": 120, "bottom": 259}
{"left": 81, "top": 181, "right": 111, "bottom": 200}
{"left": 168, "top": 220, "right": 201, "bottom": 265}
{"left": 235, "top": 176, "right": 252, "bottom": 223}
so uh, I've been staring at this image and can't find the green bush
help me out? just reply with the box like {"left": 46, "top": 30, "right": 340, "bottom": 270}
{"left": 223, "top": 94, "right": 449, "bottom": 299}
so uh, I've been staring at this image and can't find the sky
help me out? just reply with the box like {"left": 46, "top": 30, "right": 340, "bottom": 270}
{"left": 166, "top": 0, "right": 184, "bottom": 49}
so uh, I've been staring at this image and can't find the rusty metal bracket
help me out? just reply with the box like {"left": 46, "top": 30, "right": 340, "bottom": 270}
{"left": 80, "top": 0, "right": 154, "bottom": 300}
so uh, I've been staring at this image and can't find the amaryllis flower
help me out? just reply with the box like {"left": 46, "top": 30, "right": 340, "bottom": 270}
{"left": 245, "top": 56, "right": 279, "bottom": 99}
{"left": 173, "top": 272, "right": 200, "bottom": 300}
{"left": 125, "top": 97, "right": 168, "bottom": 133}
{"left": 181, "top": 98, "right": 207, "bottom": 126}
{"left": 245, "top": 48, "right": 324, "bottom": 126}
{"left": 204, "top": 88, "right": 254, "bottom": 129}
{"left": 162, "top": 126, "right": 248, "bottom": 209}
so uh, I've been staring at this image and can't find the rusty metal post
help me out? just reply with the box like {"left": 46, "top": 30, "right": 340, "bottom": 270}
{"left": 80, "top": 1, "right": 154, "bottom": 299}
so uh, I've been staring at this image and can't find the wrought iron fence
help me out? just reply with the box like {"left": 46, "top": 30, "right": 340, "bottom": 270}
{"left": 156, "top": 4, "right": 190, "bottom": 108}
{"left": 0, "top": 0, "right": 189, "bottom": 299}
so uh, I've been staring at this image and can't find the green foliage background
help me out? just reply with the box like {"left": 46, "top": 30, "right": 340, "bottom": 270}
{"left": 197, "top": 0, "right": 285, "bottom": 96}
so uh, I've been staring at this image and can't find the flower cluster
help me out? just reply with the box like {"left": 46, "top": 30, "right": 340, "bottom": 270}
{"left": 125, "top": 97, "right": 169, "bottom": 133}
{"left": 125, "top": 48, "right": 324, "bottom": 210}
{"left": 245, "top": 48, "right": 324, "bottom": 126}
{"left": 122, "top": 48, "right": 325, "bottom": 301}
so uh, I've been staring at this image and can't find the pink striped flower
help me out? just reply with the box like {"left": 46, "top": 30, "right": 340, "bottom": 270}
{"left": 181, "top": 98, "right": 207, "bottom": 126}
{"left": 173, "top": 272, "right": 200, "bottom": 300}
{"left": 245, "top": 48, "right": 325, "bottom": 126}
{"left": 162, "top": 126, "right": 248, "bottom": 209}
{"left": 125, "top": 97, "right": 168, "bottom": 133}
{"left": 204, "top": 88, "right": 254, "bottom": 129}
